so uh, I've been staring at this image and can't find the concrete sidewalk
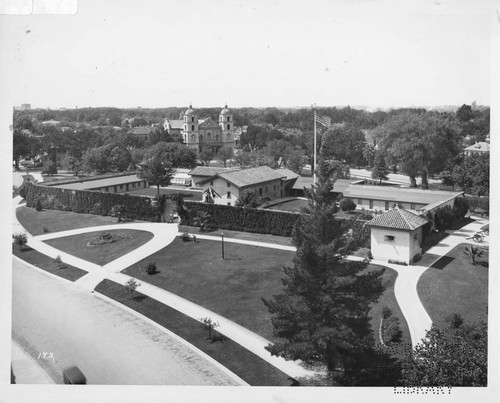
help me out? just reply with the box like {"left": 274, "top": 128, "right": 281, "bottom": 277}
{"left": 11, "top": 341, "right": 55, "bottom": 384}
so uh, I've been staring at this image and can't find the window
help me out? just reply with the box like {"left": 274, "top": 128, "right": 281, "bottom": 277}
{"left": 184, "top": 124, "right": 187, "bottom": 130}
{"left": 227, "top": 116, "right": 230, "bottom": 122}
{"left": 215, "top": 134, "right": 219, "bottom": 140}
{"left": 265, "top": 186, "right": 268, "bottom": 192}
{"left": 273, "top": 185, "right": 276, "bottom": 190}
{"left": 227, "top": 192, "right": 231, "bottom": 199}
{"left": 385, "top": 201, "right": 390, "bottom": 210}
{"left": 227, "top": 182, "right": 231, "bottom": 187}
{"left": 227, "top": 133, "right": 231, "bottom": 139}
{"left": 411, "top": 203, "right": 416, "bottom": 210}
{"left": 191, "top": 117, "right": 194, "bottom": 123}
{"left": 369, "top": 200, "right": 373, "bottom": 209}
{"left": 259, "top": 188, "right": 262, "bottom": 196}
{"left": 227, "top": 202, "right": 231, "bottom": 206}
{"left": 210, "top": 180, "right": 214, "bottom": 186}
{"left": 207, "top": 133, "right": 212, "bottom": 140}
{"left": 358, "top": 199, "right": 363, "bottom": 205}
{"left": 191, "top": 134, "right": 195, "bottom": 141}
{"left": 227, "top": 124, "right": 230, "bottom": 130}
{"left": 184, "top": 116, "right": 187, "bottom": 122}
{"left": 384, "top": 235, "right": 395, "bottom": 241}
{"left": 191, "top": 125, "right": 195, "bottom": 131}
{"left": 414, "top": 233, "right": 419, "bottom": 240}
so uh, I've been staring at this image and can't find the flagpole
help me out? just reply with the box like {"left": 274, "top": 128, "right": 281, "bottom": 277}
{"left": 313, "top": 104, "right": 317, "bottom": 185}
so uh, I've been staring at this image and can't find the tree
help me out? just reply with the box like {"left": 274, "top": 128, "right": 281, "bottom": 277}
{"left": 339, "top": 198, "right": 357, "bottom": 214}
{"left": 401, "top": 321, "right": 487, "bottom": 386}
{"left": 235, "top": 190, "right": 261, "bottom": 208}
{"left": 262, "top": 159, "right": 385, "bottom": 383}
{"left": 81, "top": 145, "right": 112, "bottom": 173}
{"left": 456, "top": 104, "right": 474, "bottom": 123}
{"left": 109, "top": 146, "right": 132, "bottom": 172}
{"left": 137, "top": 156, "right": 175, "bottom": 195}
{"left": 375, "top": 112, "right": 461, "bottom": 188}
{"left": 362, "top": 144, "right": 376, "bottom": 167}
{"left": 320, "top": 125, "right": 366, "bottom": 165}
{"left": 216, "top": 147, "right": 233, "bottom": 168}
{"left": 13, "top": 130, "right": 32, "bottom": 170}
{"left": 145, "top": 142, "right": 197, "bottom": 169}
{"left": 451, "top": 154, "right": 489, "bottom": 196}
{"left": 285, "top": 149, "right": 306, "bottom": 174}
{"left": 371, "top": 152, "right": 389, "bottom": 184}
{"left": 199, "top": 146, "right": 215, "bottom": 166}
{"left": 61, "top": 152, "right": 82, "bottom": 176}
{"left": 125, "top": 278, "right": 141, "bottom": 300}
{"left": 12, "top": 233, "right": 28, "bottom": 251}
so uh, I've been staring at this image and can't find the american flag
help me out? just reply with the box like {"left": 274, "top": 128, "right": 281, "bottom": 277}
{"left": 315, "top": 114, "right": 331, "bottom": 128}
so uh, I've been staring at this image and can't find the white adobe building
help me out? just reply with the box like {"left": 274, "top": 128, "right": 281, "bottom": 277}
{"left": 366, "top": 207, "right": 429, "bottom": 265}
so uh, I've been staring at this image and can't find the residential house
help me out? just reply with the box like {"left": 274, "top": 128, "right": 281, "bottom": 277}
{"left": 367, "top": 207, "right": 429, "bottom": 265}
{"left": 128, "top": 126, "right": 153, "bottom": 142}
{"left": 463, "top": 142, "right": 490, "bottom": 157}
{"left": 189, "top": 166, "right": 240, "bottom": 189}
{"left": 194, "top": 166, "right": 287, "bottom": 206}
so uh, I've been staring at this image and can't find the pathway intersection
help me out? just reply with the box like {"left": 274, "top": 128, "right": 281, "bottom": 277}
{"left": 12, "top": 196, "right": 489, "bottom": 380}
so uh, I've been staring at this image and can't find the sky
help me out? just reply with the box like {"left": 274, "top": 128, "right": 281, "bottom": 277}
{"left": 0, "top": 0, "right": 497, "bottom": 109}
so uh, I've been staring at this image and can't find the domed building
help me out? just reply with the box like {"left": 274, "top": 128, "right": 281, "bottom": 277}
{"left": 164, "top": 105, "right": 235, "bottom": 156}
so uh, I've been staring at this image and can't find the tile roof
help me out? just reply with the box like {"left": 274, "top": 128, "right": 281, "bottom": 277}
{"left": 189, "top": 166, "right": 239, "bottom": 177}
{"left": 463, "top": 142, "right": 490, "bottom": 153}
{"left": 218, "top": 166, "right": 286, "bottom": 188}
{"left": 129, "top": 126, "right": 153, "bottom": 135}
{"left": 167, "top": 120, "right": 184, "bottom": 129}
{"left": 291, "top": 177, "right": 362, "bottom": 193}
{"left": 275, "top": 167, "right": 300, "bottom": 181}
{"left": 367, "top": 207, "right": 428, "bottom": 230}
{"left": 52, "top": 175, "right": 146, "bottom": 191}
{"left": 343, "top": 185, "right": 462, "bottom": 205}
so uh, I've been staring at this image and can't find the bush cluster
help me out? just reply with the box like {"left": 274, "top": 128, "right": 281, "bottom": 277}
{"left": 25, "top": 183, "right": 162, "bottom": 222}
{"left": 383, "top": 316, "right": 402, "bottom": 344}
{"left": 184, "top": 201, "right": 300, "bottom": 237}
{"left": 465, "top": 195, "right": 489, "bottom": 215}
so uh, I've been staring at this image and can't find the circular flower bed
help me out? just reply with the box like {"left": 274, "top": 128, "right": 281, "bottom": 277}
{"left": 87, "top": 232, "right": 131, "bottom": 247}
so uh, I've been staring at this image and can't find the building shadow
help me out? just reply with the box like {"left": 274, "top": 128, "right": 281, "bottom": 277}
{"left": 430, "top": 256, "right": 455, "bottom": 270}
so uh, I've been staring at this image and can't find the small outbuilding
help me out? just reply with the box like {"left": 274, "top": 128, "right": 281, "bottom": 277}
{"left": 366, "top": 207, "right": 429, "bottom": 265}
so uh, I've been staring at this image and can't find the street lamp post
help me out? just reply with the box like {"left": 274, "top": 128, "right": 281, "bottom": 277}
{"left": 221, "top": 233, "right": 225, "bottom": 260}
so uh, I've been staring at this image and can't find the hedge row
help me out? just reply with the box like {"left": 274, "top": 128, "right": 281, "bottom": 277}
{"left": 465, "top": 195, "right": 489, "bottom": 213}
{"left": 25, "top": 183, "right": 162, "bottom": 222}
{"left": 184, "top": 201, "right": 300, "bottom": 237}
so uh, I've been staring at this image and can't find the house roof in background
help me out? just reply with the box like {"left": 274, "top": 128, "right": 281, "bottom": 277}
{"left": 275, "top": 167, "right": 300, "bottom": 181}
{"left": 129, "top": 126, "right": 153, "bottom": 135}
{"left": 167, "top": 119, "right": 184, "bottom": 129}
{"left": 367, "top": 207, "right": 428, "bottom": 230}
{"left": 189, "top": 166, "right": 239, "bottom": 178}
{"left": 463, "top": 142, "right": 490, "bottom": 152}
{"left": 291, "top": 177, "right": 362, "bottom": 193}
{"left": 218, "top": 166, "right": 286, "bottom": 188}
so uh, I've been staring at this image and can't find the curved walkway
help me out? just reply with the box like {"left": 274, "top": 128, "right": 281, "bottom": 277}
{"left": 12, "top": 197, "right": 317, "bottom": 380}
{"left": 14, "top": 196, "right": 488, "bottom": 366}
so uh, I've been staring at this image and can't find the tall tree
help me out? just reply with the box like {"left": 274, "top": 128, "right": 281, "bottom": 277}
{"left": 144, "top": 141, "right": 197, "bottom": 169}
{"left": 137, "top": 157, "right": 175, "bottom": 195}
{"left": 371, "top": 151, "right": 389, "bottom": 184}
{"left": 375, "top": 112, "right": 461, "bottom": 188}
{"left": 401, "top": 320, "right": 487, "bottom": 386}
{"left": 216, "top": 147, "right": 233, "bottom": 168}
{"left": 320, "top": 125, "right": 366, "bottom": 165}
{"left": 451, "top": 154, "right": 489, "bottom": 196}
{"left": 262, "top": 159, "right": 385, "bottom": 383}
{"left": 199, "top": 146, "right": 215, "bottom": 167}
{"left": 13, "top": 130, "right": 32, "bottom": 170}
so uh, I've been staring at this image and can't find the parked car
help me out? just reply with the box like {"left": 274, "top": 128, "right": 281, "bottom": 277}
{"left": 62, "top": 366, "right": 86, "bottom": 384}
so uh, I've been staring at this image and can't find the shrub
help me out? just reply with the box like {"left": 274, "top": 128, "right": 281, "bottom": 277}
{"left": 53, "top": 255, "right": 62, "bottom": 264}
{"left": 200, "top": 317, "right": 220, "bottom": 342}
{"left": 383, "top": 316, "right": 402, "bottom": 343}
{"left": 145, "top": 261, "right": 157, "bottom": 275}
{"left": 445, "top": 312, "right": 464, "bottom": 329}
{"left": 35, "top": 199, "right": 43, "bottom": 211}
{"left": 463, "top": 244, "right": 484, "bottom": 265}
{"left": 452, "top": 197, "right": 469, "bottom": 222}
{"left": 42, "top": 163, "right": 57, "bottom": 176}
{"left": 125, "top": 278, "right": 141, "bottom": 300}
{"left": 433, "top": 205, "right": 454, "bottom": 232}
{"left": 180, "top": 231, "right": 192, "bottom": 242}
{"left": 388, "top": 259, "right": 408, "bottom": 266}
{"left": 12, "top": 233, "right": 28, "bottom": 251}
{"left": 43, "top": 226, "right": 50, "bottom": 233}
{"left": 339, "top": 198, "right": 357, "bottom": 213}
{"left": 382, "top": 306, "right": 392, "bottom": 319}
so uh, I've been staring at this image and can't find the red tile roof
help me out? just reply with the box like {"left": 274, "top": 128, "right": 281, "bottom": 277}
{"left": 367, "top": 207, "right": 428, "bottom": 231}
{"left": 218, "top": 166, "right": 286, "bottom": 188}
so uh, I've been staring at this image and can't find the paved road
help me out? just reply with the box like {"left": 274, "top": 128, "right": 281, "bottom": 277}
{"left": 11, "top": 258, "right": 242, "bottom": 385}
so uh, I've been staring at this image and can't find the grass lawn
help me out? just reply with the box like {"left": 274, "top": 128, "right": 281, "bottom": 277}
{"left": 43, "top": 229, "right": 154, "bottom": 266}
{"left": 417, "top": 243, "right": 488, "bottom": 329}
{"left": 16, "top": 206, "right": 122, "bottom": 236}
{"left": 123, "top": 237, "right": 294, "bottom": 340}
{"left": 94, "top": 279, "right": 295, "bottom": 386}
{"left": 267, "top": 199, "right": 309, "bottom": 213}
{"left": 123, "top": 238, "right": 409, "bottom": 351}
{"left": 12, "top": 245, "right": 87, "bottom": 281}
{"left": 178, "top": 225, "right": 294, "bottom": 247}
